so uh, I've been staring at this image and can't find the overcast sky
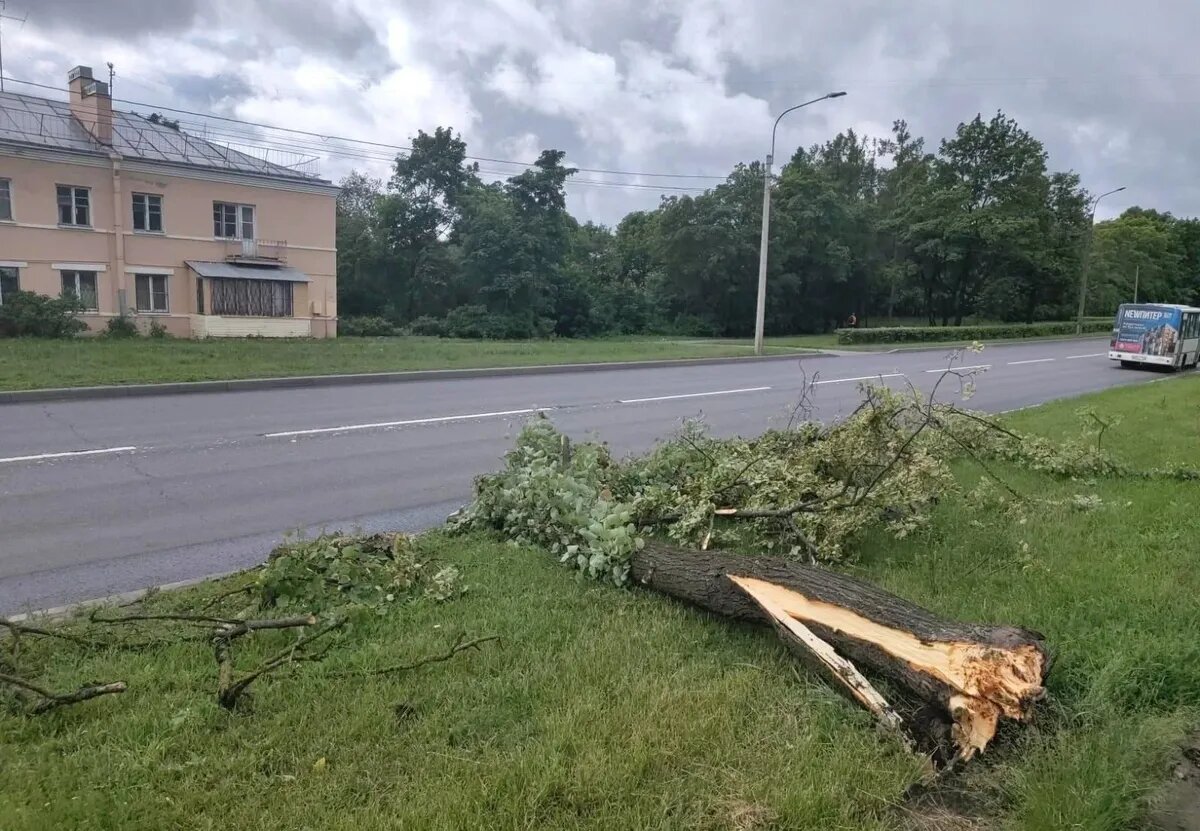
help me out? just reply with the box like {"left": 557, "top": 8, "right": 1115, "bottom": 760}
{"left": 7, "top": 0, "right": 1199, "bottom": 224}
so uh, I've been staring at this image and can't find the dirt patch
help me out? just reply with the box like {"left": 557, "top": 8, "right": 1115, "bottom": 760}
{"left": 1149, "top": 733, "right": 1200, "bottom": 831}
{"left": 900, "top": 775, "right": 995, "bottom": 831}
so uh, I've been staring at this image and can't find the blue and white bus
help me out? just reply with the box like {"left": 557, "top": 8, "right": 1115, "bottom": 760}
{"left": 1109, "top": 303, "right": 1200, "bottom": 370}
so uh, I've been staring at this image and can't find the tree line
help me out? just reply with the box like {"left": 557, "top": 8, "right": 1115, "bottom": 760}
{"left": 335, "top": 114, "right": 1200, "bottom": 338}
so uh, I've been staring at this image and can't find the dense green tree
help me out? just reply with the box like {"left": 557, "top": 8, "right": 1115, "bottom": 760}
{"left": 335, "top": 115, "right": 1193, "bottom": 339}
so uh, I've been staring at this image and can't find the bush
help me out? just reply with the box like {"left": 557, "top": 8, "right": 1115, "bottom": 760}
{"left": 406, "top": 315, "right": 446, "bottom": 337}
{"left": 835, "top": 319, "right": 1114, "bottom": 345}
{"left": 147, "top": 320, "right": 171, "bottom": 339}
{"left": 0, "top": 291, "right": 88, "bottom": 338}
{"left": 442, "top": 305, "right": 553, "bottom": 339}
{"left": 103, "top": 314, "right": 142, "bottom": 339}
{"left": 338, "top": 315, "right": 398, "bottom": 337}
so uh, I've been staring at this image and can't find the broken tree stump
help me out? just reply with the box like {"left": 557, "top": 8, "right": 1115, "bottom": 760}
{"left": 630, "top": 542, "right": 1049, "bottom": 762}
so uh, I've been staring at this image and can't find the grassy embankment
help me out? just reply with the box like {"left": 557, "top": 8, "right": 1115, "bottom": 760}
{"left": 2, "top": 377, "right": 1197, "bottom": 829}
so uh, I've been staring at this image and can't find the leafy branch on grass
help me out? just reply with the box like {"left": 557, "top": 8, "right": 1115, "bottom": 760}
{"left": 0, "top": 671, "right": 127, "bottom": 715}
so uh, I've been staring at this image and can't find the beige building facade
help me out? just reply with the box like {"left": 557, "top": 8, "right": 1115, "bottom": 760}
{"left": 0, "top": 66, "right": 338, "bottom": 337}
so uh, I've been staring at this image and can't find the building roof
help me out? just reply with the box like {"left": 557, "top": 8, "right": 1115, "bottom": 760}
{"left": 0, "top": 89, "right": 326, "bottom": 183}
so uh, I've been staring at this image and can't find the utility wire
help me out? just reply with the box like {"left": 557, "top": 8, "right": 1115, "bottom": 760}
{"left": 0, "top": 74, "right": 727, "bottom": 182}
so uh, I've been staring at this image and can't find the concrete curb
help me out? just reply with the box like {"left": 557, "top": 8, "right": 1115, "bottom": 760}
{"left": 0, "top": 351, "right": 824, "bottom": 405}
{"left": 2, "top": 570, "right": 245, "bottom": 624}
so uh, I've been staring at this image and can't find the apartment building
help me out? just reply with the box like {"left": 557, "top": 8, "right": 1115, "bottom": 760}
{"left": 0, "top": 66, "right": 338, "bottom": 337}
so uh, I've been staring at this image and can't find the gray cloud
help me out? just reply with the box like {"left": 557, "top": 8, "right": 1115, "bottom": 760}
{"left": 22, "top": 0, "right": 203, "bottom": 37}
{"left": 12, "top": 0, "right": 1200, "bottom": 224}
{"left": 165, "top": 73, "right": 255, "bottom": 113}
{"left": 253, "top": 0, "right": 392, "bottom": 66}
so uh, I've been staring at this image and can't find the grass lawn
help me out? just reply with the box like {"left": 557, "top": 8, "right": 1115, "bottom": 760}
{"left": 2, "top": 377, "right": 1198, "bottom": 829}
{"left": 0, "top": 336, "right": 825, "bottom": 392}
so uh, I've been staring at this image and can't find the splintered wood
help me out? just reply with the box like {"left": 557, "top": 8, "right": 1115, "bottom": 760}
{"left": 728, "top": 576, "right": 1044, "bottom": 760}
{"left": 630, "top": 542, "right": 1050, "bottom": 763}
{"left": 729, "top": 575, "right": 909, "bottom": 744}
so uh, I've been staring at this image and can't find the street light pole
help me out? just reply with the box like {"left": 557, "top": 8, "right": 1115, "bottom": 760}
{"left": 1075, "top": 186, "right": 1126, "bottom": 334}
{"left": 753, "top": 91, "right": 846, "bottom": 355}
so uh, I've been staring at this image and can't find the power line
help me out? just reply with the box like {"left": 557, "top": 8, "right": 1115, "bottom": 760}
{"left": 133, "top": 113, "right": 709, "bottom": 191}
{"left": 0, "top": 81, "right": 711, "bottom": 193}
{"left": 0, "top": 74, "right": 727, "bottom": 181}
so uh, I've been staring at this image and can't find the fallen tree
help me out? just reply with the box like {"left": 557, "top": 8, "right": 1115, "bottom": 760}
{"left": 452, "top": 365, "right": 1075, "bottom": 762}
{"left": 630, "top": 542, "right": 1048, "bottom": 762}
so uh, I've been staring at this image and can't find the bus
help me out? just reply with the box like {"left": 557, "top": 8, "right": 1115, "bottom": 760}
{"left": 1109, "top": 303, "right": 1200, "bottom": 370}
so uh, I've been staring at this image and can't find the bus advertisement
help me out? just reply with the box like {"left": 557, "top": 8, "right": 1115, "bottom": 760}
{"left": 1109, "top": 303, "right": 1200, "bottom": 369}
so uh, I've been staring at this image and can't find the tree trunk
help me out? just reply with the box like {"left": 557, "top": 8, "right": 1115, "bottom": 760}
{"left": 630, "top": 542, "right": 1049, "bottom": 762}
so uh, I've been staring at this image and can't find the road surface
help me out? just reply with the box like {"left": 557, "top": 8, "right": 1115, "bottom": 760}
{"left": 0, "top": 337, "right": 1156, "bottom": 613}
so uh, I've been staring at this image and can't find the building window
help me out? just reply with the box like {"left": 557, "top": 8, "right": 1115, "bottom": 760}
{"left": 135, "top": 274, "right": 169, "bottom": 313}
{"left": 61, "top": 270, "right": 99, "bottom": 310}
{"left": 213, "top": 202, "right": 255, "bottom": 239}
{"left": 196, "top": 277, "right": 205, "bottom": 315}
{"left": 0, "top": 267, "right": 18, "bottom": 304}
{"left": 132, "top": 193, "right": 163, "bottom": 232}
{"left": 0, "top": 179, "right": 11, "bottom": 221}
{"left": 210, "top": 278, "right": 292, "bottom": 317}
{"left": 57, "top": 185, "right": 91, "bottom": 227}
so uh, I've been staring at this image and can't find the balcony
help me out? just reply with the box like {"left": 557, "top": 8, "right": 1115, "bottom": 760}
{"left": 224, "top": 238, "right": 288, "bottom": 264}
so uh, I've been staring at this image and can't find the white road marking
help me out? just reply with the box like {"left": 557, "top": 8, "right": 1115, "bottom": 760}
{"left": 618, "top": 386, "right": 771, "bottom": 404}
{"left": 1007, "top": 358, "right": 1056, "bottom": 366}
{"left": 264, "top": 408, "right": 549, "bottom": 438}
{"left": 812, "top": 373, "right": 904, "bottom": 385}
{"left": 1066, "top": 352, "right": 1108, "bottom": 359}
{"left": 0, "top": 446, "right": 138, "bottom": 465}
{"left": 924, "top": 364, "right": 991, "bottom": 373}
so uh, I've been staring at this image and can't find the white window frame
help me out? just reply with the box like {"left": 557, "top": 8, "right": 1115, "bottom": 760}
{"left": 214, "top": 202, "right": 255, "bottom": 240}
{"left": 132, "top": 193, "right": 164, "bottom": 233}
{"left": 134, "top": 273, "right": 170, "bottom": 314}
{"left": 57, "top": 185, "right": 91, "bottom": 227}
{"left": 60, "top": 269, "right": 99, "bottom": 311}
{"left": 0, "top": 266, "right": 18, "bottom": 304}
{"left": 0, "top": 178, "right": 12, "bottom": 221}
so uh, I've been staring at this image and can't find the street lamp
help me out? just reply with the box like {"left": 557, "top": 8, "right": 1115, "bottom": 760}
{"left": 1075, "top": 186, "right": 1126, "bottom": 334}
{"left": 754, "top": 91, "right": 847, "bottom": 355}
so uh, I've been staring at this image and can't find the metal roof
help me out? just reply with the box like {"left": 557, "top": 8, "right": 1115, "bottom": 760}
{"left": 186, "top": 261, "right": 311, "bottom": 282}
{"left": 0, "top": 90, "right": 325, "bottom": 183}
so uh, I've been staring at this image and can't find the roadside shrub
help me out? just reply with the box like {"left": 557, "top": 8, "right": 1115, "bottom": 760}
{"left": 443, "top": 305, "right": 553, "bottom": 339}
{"left": 339, "top": 315, "right": 397, "bottom": 337}
{"left": 147, "top": 320, "right": 171, "bottom": 339}
{"left": 406, "top": 315, "right": 446, "bottom": 337}
{"left": 103, "top": 314, "right": 142, "bottom": 339}
{"left": 0, "top": 290, "right": 87, "bottom": 338}
{"left": 836, "top": 319, "right": 1114, "bottom": 345}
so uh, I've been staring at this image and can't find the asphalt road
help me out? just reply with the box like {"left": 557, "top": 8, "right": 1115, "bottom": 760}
{"left": 0, "top": 337, "right": 1158, "bottom": 613}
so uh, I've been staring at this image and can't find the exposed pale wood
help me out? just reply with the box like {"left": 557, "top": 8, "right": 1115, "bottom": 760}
{"left": 631, "top": 542, "right": 1049, "bottom": 760}
{"left": 729, "top": 575, "right": 909, "bottom": 744}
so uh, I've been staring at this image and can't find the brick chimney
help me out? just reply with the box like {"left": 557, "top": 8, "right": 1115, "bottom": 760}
{"left": 67, "top": 65, "right": 113, "bottom": 145}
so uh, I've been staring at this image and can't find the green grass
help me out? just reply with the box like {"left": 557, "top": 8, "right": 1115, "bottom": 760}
{"left": 0, "top": 336, "right": 822, "bottom": 391}
{"left": 2, "top": 377, "right": 1198, "bottom": 829}
{"left": 0, "top": 327, "right": 1106, "bottom": 391}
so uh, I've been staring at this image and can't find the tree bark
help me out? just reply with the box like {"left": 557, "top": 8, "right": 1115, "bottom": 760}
{"left": 630, "top": 542, "right": 1049, "bottom": 762}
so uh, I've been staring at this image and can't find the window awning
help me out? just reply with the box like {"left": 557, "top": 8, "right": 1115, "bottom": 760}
{"left": 186, "top": 261, "right": 311, "bottom": 283}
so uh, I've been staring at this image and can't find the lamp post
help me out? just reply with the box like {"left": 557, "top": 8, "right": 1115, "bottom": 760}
{"left": 753, "top": 91, "right": 847, "bottom": 355}
{"left": 1075, "top": 186, "right": 1126, "bottom": 334}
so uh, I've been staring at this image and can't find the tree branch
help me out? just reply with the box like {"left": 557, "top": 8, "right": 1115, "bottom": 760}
{"left": 0, "top": 671, "right": 126, "bottom": 714}
{"left": 1, "top": 616, "right": 98, "bottom": 650}
{"left": 339, "top": 634, "right": 501, "bottom": 679}
{"left": 216, "top": 619, "right": 345, "bottom": 710}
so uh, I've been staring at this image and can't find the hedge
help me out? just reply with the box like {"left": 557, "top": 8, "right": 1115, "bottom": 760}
{"left": 835, "top": 319, "right": 1114, "bottom": 345}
